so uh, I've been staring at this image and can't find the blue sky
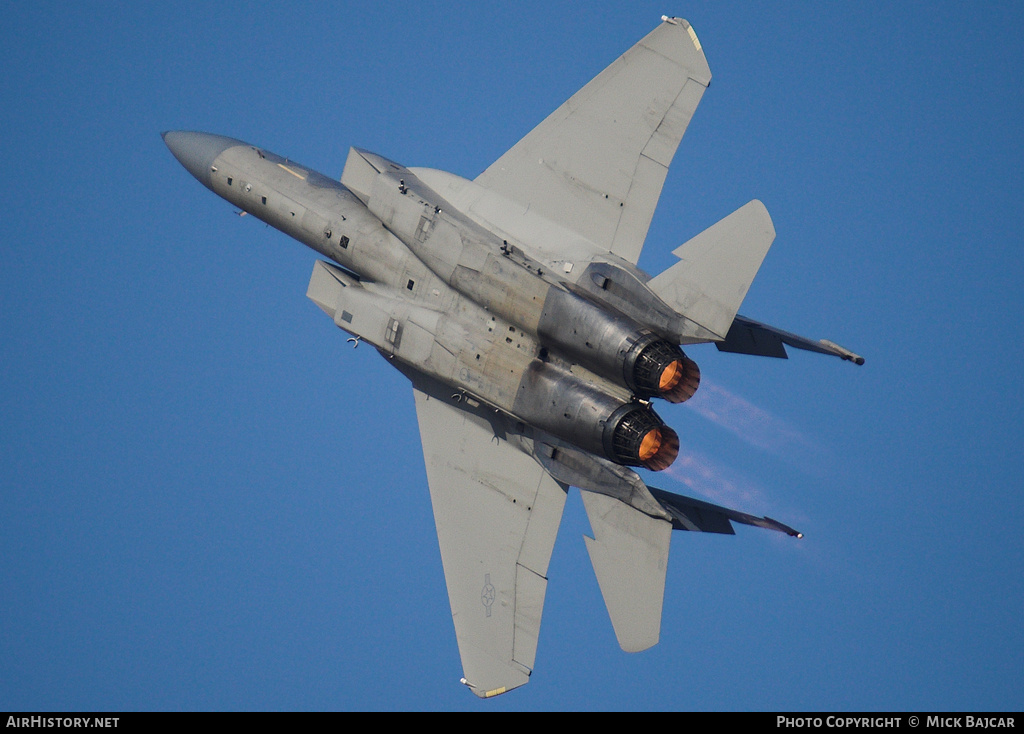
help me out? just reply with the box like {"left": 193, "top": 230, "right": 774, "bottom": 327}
{"left": 2, "top": 1, "right": 1022, "bottom": 711}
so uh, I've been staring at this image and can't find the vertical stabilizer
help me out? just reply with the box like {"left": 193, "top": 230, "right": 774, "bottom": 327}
{"left": 580, "top": 492, "right": 672, "bottom": 652}
{"left": 647, "top": 199, "right": 775, "bottom": 340}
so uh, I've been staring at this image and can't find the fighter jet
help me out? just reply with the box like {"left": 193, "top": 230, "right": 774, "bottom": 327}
{"left": 164, "top": 17, "right": 862, "bottom": 698}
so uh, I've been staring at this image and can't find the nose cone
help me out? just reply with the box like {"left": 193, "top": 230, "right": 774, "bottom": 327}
{"left": 162, "top": 131, "right": 242, "bottom": 189}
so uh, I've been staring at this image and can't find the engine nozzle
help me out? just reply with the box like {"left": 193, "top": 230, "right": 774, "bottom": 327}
{"left": 603, "top": 403, "right": 680, "bottom": 471}
{"left": 626, "top": 335, "right": 701, "bottom": 403}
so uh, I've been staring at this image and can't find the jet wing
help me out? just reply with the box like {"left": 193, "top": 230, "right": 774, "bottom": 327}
{"left": 409, "top": 375, "right": 567, "bottom": 698}
{"left": 473, "top": 17, "right": 711, "bottom": 265}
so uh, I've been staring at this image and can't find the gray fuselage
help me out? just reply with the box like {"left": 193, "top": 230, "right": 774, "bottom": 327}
{"left": 164, "top": 131, "right": 682, "bottom": 471}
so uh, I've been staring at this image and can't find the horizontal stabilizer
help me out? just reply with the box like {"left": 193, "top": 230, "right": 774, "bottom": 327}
{"left": 717, "top": 314, "right": 865, "bottom": 365}
{"left": 648, "top": 487, "right": 803, "bottom": 538}
{"left": 647, "top": 200, "right": 775, "bottom": 340}
{"left": 581, "top": 491, "right": 672, "bottom": 653}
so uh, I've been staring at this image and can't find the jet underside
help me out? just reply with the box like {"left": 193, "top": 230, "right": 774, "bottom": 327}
{"left": 164, "top": 16, "right": 859, "bottom": 698}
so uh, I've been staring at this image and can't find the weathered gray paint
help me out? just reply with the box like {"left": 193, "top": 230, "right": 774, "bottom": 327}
{"left": 163, "top": 15, "right": 859, "bottom": 700}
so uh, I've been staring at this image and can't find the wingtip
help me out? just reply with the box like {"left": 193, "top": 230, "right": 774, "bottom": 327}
{"left": 461, "top": 676, "right": 515, "bottom": 699}
{"left": 659, "top": 16, "right": 702, "bottom": 51}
